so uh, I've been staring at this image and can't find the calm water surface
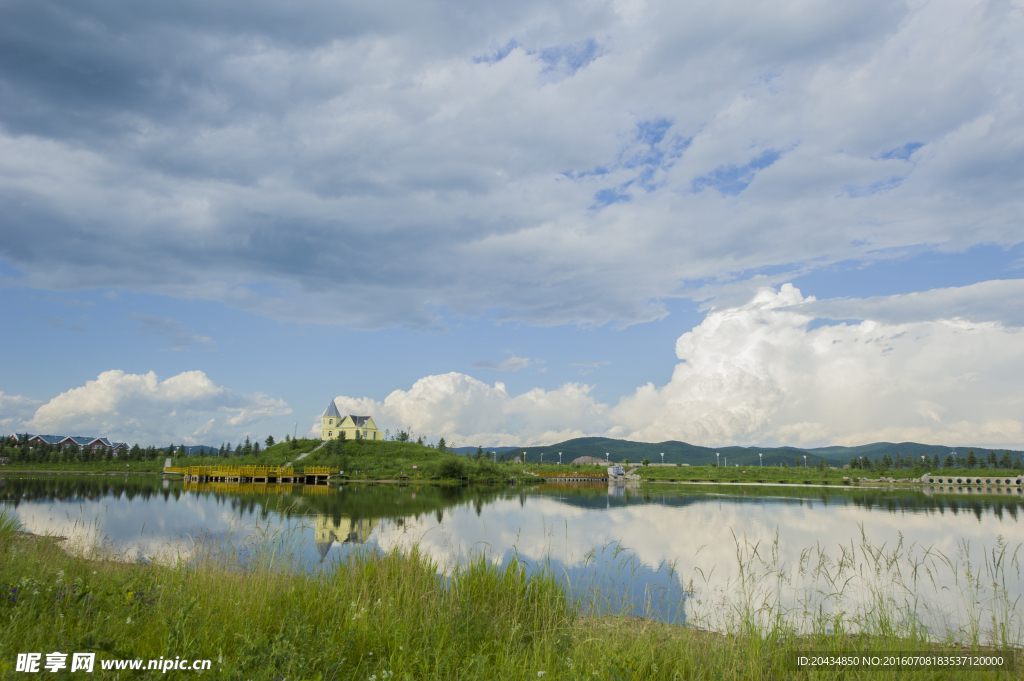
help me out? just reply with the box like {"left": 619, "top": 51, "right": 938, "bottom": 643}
{"left": 3, "top": 474, "right": 1022, "bottom": 637}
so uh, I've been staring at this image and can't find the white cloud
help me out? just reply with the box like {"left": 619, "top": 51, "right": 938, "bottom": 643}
{"left": 471, "top": 352, "right": 534, "bottom": 371}
{"left": 331, "top": 372, "right": 607, "bottom": 446}
{"left": 0, "top": 391, "right": 43, "bottom": 434}
{"left": 25, "top": 370, "right": 291, "bottom": 444}
{"left": 0, "top": 0, "right": 1020, "bottom": 327}
{"left": 613, "top": 284, "right": 1024, "bottom": 447}
{"left": 330, "top": 282, "right": 1024, "bottom": 448}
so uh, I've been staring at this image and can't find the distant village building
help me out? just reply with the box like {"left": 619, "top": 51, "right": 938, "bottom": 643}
{"left": 320, "top": 400, "right": 381, "bottom": 441}
{"left": 18, "top": 434, "right": 128, "bottom": 455}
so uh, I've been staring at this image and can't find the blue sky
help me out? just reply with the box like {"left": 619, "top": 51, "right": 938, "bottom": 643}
{"left": 1, "top": 0, "right": 1022, "bottom": 449}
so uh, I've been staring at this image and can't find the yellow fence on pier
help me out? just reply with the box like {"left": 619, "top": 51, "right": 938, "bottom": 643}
{"left": 164, "top": 465, "right": 336, "bottom": 477}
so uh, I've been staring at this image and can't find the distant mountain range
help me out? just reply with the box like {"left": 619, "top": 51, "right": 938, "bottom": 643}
{"left": 452, "top": 437, "right": 1024, "bottom": 467}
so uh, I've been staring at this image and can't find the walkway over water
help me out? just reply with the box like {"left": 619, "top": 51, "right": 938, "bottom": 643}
{"left": 165, "top": 465, "right": 334, "bottom": 485}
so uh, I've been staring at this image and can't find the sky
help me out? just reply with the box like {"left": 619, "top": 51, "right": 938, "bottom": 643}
{"left": 1, "top": 0, "right": 1022, "bottom": 450}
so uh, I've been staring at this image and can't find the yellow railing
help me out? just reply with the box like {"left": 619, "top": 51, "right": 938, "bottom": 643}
{"left": 165, "top": 464, "right": 335, "bottom": 477}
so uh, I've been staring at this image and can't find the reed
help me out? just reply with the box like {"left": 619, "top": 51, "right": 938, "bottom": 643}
{"left": 0, "top": 512, "right": 1019, "bottom": 679}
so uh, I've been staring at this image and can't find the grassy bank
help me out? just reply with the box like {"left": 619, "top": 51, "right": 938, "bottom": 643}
{"left": 1, "top": 505, "right": 1020, "bottom": 680}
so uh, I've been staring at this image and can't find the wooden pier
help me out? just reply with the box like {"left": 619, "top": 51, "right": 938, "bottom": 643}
{"left": 165, "top": 465, "right": 334, "bottom": 485}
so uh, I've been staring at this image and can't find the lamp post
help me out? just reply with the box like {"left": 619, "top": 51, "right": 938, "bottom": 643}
{"left": 759, "top": 452, "right": 762, "bottom": 467}
{"left": 803, "top": 455, "right": 807, "bottom": 468}
{"left": 716, "top": 452, "right": 720, "bottom": 467}
{"left": 559, "top": 452, "right": 562, "bottom": 465}
{"left": 661, "top": 452, "right": 664, "bottom": 465}
{"left": 541, "top": 452, "right": 544, "bottom": 465}
{"left": 606, "top": 452, "right": 609, "bottom": 463}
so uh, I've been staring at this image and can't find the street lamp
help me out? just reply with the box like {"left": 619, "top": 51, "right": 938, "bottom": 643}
{"left": 606, "top": 452, "right": 609, "bottom": 463}
{"left": 541, "top": 452, "right": 544, "bottom": 465}
{"left": 660, "top": 452, "right": 664, "bottom": 465}
{"left": 803, "top": 455, "right": 807, "bottom": 468}
{"left": 716, "top": 452, "right": 720, "bottom": 467}
{"left": 759, "top": 452, "right": 762, "bottom": 467}
{"left": 559, "top": 452, "right": 562, "bottom": 465}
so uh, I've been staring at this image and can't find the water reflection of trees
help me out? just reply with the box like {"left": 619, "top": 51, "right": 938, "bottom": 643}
{"left": 3, "top": 475, "right": 1020, "bottom": 525}
{"left": 0, "top": 474, "right": 172, "bottom": 506}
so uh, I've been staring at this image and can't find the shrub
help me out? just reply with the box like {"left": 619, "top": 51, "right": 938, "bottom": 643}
{"left": 438, "top": 458, "right": 466, "bottom": 479}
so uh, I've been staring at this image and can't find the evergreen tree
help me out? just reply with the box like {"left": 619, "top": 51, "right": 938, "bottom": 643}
{"left": 999, "top": 451, "right": 1013, "bottom": 469}
{"left": 243, "top": 436, "right": 252, "bottom": 456}
{"left": 225, "top": 443, "right": 232, "bottom": 458}
{"left": 966, "top": 449, "right": 978, "bottom": 469}
{"left": 987, "top": 451, "right": 998, "bottom": 468}
{"left": 236, "top": 442, "right": 244, "bottom": 456}
{"left": 437, "top": 437, "right": 447, "bottom": 452}
{"left": 265, "top": 435, "right": 275, "bottom": 448}
{"left": 476, "top": 446, "right": 484, "bottom": 460}
{"left": 943, "top": 454, "right": 954, "bottom": 468}
{"left": 882, "top": 453, "right": 893, "bottom": 470}
{"left": 285, "top": 433, "right": 290, "bottom": 442}
{"left": 252, "top": 441, "right": 260, "bottom": 455}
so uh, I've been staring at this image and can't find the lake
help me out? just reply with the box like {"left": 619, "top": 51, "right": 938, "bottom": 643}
{"left": 2, "top": 473, "right": 1022, "bottom": 642}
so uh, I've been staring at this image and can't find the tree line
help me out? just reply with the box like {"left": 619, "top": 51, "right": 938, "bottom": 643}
{"left": 848, "top": 448, "right": 1023, "bottom": 471}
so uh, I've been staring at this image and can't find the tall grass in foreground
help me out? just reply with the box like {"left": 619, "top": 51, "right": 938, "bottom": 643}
{"left": 676, "top": 528, "right": 1023, "bottom": 652}
{"left": 1, "top": 520, "right": 1021, "bottom": 680}
{"left": 0, "top": 505, "right": 20, "bottom": 540}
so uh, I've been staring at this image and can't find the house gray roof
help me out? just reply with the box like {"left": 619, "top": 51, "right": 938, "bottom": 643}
{"left": 322, "top": 400, "right": 342, "bottom": 418}
{"left": 349, "top": 415, "right": 371, "bottom": 427}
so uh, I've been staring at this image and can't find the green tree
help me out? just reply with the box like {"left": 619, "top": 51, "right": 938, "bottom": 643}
{"left": 265, "top": 435, "right": 275, "bottom": 448}
{"left": 943, "top": 454, "right": 954, "bottom": 468}
{"left": 817, "top": 458, "right": 826, "bottom": 471}
{"left": 438, "top": 458, "right": 465, "bottom": 479}
{"left": 252, "top": 441, "right": 261, "bottom": 455}
{"left": 999, "top": 451, "right": 1013, "bottom": 469}
{"left": 437, "top": 437, "right": 447, "bottom": 452}
{"left": 966, "top": 449, "right": 977, "bottom": 469}
{"left": 642, "top": 458, "right": 650, "bottom": 466}
{"left": 476, "top": 446, "right": 484, "bottom": 460}
{"left": 881, "top": 453, "right": 893, "bottom": 470}
{"left": 623, "top": 458, "right": 631, "bottom": 465}
{"left": 242, "top": 437, "right": 252, "bottom": 456}
{"left": 340, "top": 431, "right": 347, "bottom": 442}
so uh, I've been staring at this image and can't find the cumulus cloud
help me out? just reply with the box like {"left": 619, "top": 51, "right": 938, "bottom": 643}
{"left": 25, "top": 370, "right": 291, "bottom": 444}
{"left": 613, "top": 284, "right": 1024, "bottom": 447}
{"left": 0, "top": 391, "right": 43, "bottom": 434}
{"left": 330, "top": 282, "right": 1024, "bottom": 448}
{"left": 331, "top": 373, "right": 607, "bottom": 446}
{"left": 0, "top": 0, "right": 1020, "bottom": 327}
